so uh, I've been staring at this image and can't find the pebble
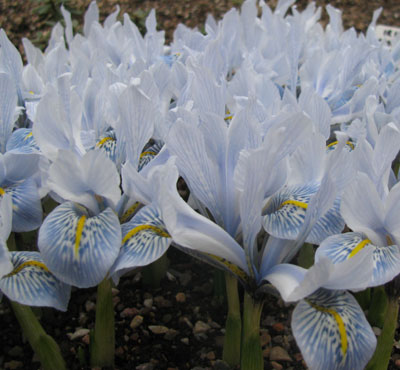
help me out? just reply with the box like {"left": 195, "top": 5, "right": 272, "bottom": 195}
{"left": 271, "top": 361, "right": 283, "bottom": 370}
{"left": 143, "top": 298, "right": 153, "bottom": 309}
{"left": 206, "top": 351, "right": 215, "bottom": 360}
{"left": 181, "top": 337, "right": 189, "bottom": 345}
{"left": 263, "top": 347, "right": 271, "bottom": 358}
{"left": 260, "top": 329, "right": 271, "bottom": 347}
{"left": 136, "top": 363, "right": 154, "bottom": 370}
{"left": 164, "top": 329, "right": 179, "bottom": 340}
{"left": 395, "top": 358, "right": 400, "bottom": 368}
{"left": 269, "top": 346, "right": 292, "bottom": 362}
{"left": 149, "top": 325, "right": 169, "bottom": 334}
{"left": 180, "top": 316, "right": 193, "bottom": 329}
{"left": 130, "top": 315, "right": 144, "bottom": 329}
{"left": 372, "top": 326, "right": 382, "bottom": 336}
{"left": 193, "top": 320, "right": 210, "bottom": 334}
{"left": 67, "top": 328, "right": 90, "bottom": 340}
{"left": 82, "top": 334, "right": 90, "bottom": 345}
{"left": 120, "top": 307, "right": 139, "bottom": 318}
{"left": 273, "top": 322, "right": 285, "bottom": 332}
{"left": 162, "top": 313, "right": 173, "bottom": 324}
{"left": 111, "top": 288, "right": 119, "bottom": 296}
{"left": 78, "top": 312, "right": 88, "bottom": 325}
{"left": 175, "top": 292, "right": 186, "bottom": 303}
{"left": 85, "top": 300, "right": 96, "bottom": 312}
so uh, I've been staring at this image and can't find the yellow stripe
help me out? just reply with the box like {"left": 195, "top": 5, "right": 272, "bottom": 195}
{"left": 386, "top": 235, "right": 394, "bottom": 246}
{"left": 224, "top": 115, "right": 233, "bottom": 121}
{"left": 95, "top": 137, "right": 114, "bottom": 148}
{"left": 74, "top": 216, "right": 86, "bottom": 257}
{"left": 120, "top": 202, "right": 140, "bottom": 223}
{"left": 348, "top": 239, "right": 371, "bottom": 259}
{"left": 0, "top": 188, "right": 5, "bottom": 196}
{"left": 6, "top": 261, "right": 49, "bottom": 277}
{"left": 122, "top": 225, "right": 170, "bottom": 244}
{"left": 139, "top": 151, "right": 157, "bottom": 159}
{"left": 24, "top": 132, "right": 33, "bottom": 141}
{"left": 279, "top": 200, "right": 308, "bottom": 210}
{"left": 326, "top": 141, "right": 354, "bottom": 150}
{"left": 308, "top": 301, "right": 348, "bottom": 357}
{"left": 205, "top": 253, "right": 249, "bottom": 284}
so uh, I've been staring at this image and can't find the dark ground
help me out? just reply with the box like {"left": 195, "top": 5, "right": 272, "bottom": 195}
{"left": 1, "top": 0, "right": 400, "bottom": 369}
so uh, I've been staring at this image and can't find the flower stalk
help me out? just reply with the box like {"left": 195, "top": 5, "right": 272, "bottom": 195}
{"left": 365, "top": 296, "right": 399, "bottom": 370}
{"left": 222, "top": 272, "right": 241, "bottom": 367}
{"left": 90, "top": 277, "right": 115, "bottom": 367}
{"left": 241, "top": 291, "right": 264, "bottom": 370}
{"left": 10, "top": 301, "right": 66, "bottom": 370}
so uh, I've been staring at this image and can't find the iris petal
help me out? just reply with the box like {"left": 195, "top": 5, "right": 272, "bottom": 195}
{"left": 0, "top": 251, "right": 71, "bottom": 311}
{"left": 38, "top": 202, "right": 121, "bottom": 288}
{"left": 110, "top": 204, "right": 171, "bottom": 282}
{"left": 292, "top": 289, "right": 376, "bottom": 370}
{"left": 263, "top": 183, "right": 344, "bottom": 244}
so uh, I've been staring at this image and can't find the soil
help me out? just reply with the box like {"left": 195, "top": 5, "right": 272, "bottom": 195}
{"left": 1, "top": 0, "right": 400, "bottom": 369}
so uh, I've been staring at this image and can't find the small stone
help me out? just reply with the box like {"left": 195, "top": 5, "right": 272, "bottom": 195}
{"left": 136, "top": 363, "right": 154, "bottom": 370}
{"left": 143, "top": 298, "right": 153, "bottom": 309}
{"left": 271, "top": 361, "right": 283, "bottom": 370}
{"left": 181, "top": 337, "right": 189, "bottom": 345}
{"left": 164, "top": 329, "right": 179, "bottom": 340}
{"left": 82, "top": 334, "right": 90, "bottom": 345}
{"left": 148, "top": 325, "right": 169, "bottom": 334}
{"left": 4, "top": 360, "right": 23, "bottom": 369}
{"left": 85, "top": 301, "right": 96, "bottom": 312}
{"left": 273, "top": 322, "right": 285, "bottom": 332}
{"left": 193, "top": 320, "right": 210, "bottom": 334}
{"left": 115, "top": 346, "right": 124, "bottom": 357}
{"left": 130, "top": 315, "right": 144, "bottom": 329}
{"left": 111, "top": 288, "right": 119, "bottom": 296}
{"left": 8, "top": 346, "right": 23, "bottom": 357}
{"left": 206, "top": 351, "right": 216, "bottom": 360}
{"left": 180, "top": 316, "right": 193, "bottom": 329}
{"left": 372, "top": 326, "right": 382, "bottom": 336}
{"left": 260, "top": 329, "right": 271, "bottom": 347}
{"left": 124, "top": 335, "right": 130, "bottom": 342}
{"left": 78, "top": 312, "right": 88, "bottom": 325}
{"left": 67, "top": 328, "right": 90, "bottom": 340}
{"left": 120, "top": 307, "right": 139, "bottom": 318}
{"left": 175, "top": 292, "right": 186, "bottom": 303}
{"left": 395, "top": 358, "right": 400, "bottom": 368}
{"left": 179, "top": 271, "right": 192, "bottom": 286}
{"left": 112, "top": 296, "right": 120, "bottom": 306}
{"left": 214, "top": 335, "right": 224, "bottom": 347}
{"left": 270, "top": 346, "right": 292, "bottom": 362}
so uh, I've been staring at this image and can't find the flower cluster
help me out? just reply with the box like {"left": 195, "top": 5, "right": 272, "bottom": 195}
{"left": 0, "top": 1, "right": 400, "bottom": 369}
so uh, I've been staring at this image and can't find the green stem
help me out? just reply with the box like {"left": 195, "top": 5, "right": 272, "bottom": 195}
{"left": 90, "top": 277, "right": 115, "bottom": 367}
{"left": 222, "top": 272, "right": 241, "bottom": 367}
{"left": 366, "top": 297, "right": 399, "bottom": 370}
{"left": 10, "top": 301, "right": 66, "bottom": 370}
{"left": 367, "top": 286, "right": 388, "bottom": 328}
{"left": 241, "top": 291, "right": 264, "bottom": 370}
{"left": 142, "top": 252, "right": 169, "bottom": 288}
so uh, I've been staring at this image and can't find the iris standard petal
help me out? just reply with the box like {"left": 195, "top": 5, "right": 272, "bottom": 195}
{"left": 110, "top": 204, "right": 171, "bottom": 282}
{"left": 0, "top": 251, "right": 71, "bottom": 311}
{"left": 38, "top": 202, "right": 121, "bottom": 288}
{"left": 292, "top": 289, "right": 376, "bottom": 370}
{"left": 264, "top": 183, "right": 344, "bottom": 244}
